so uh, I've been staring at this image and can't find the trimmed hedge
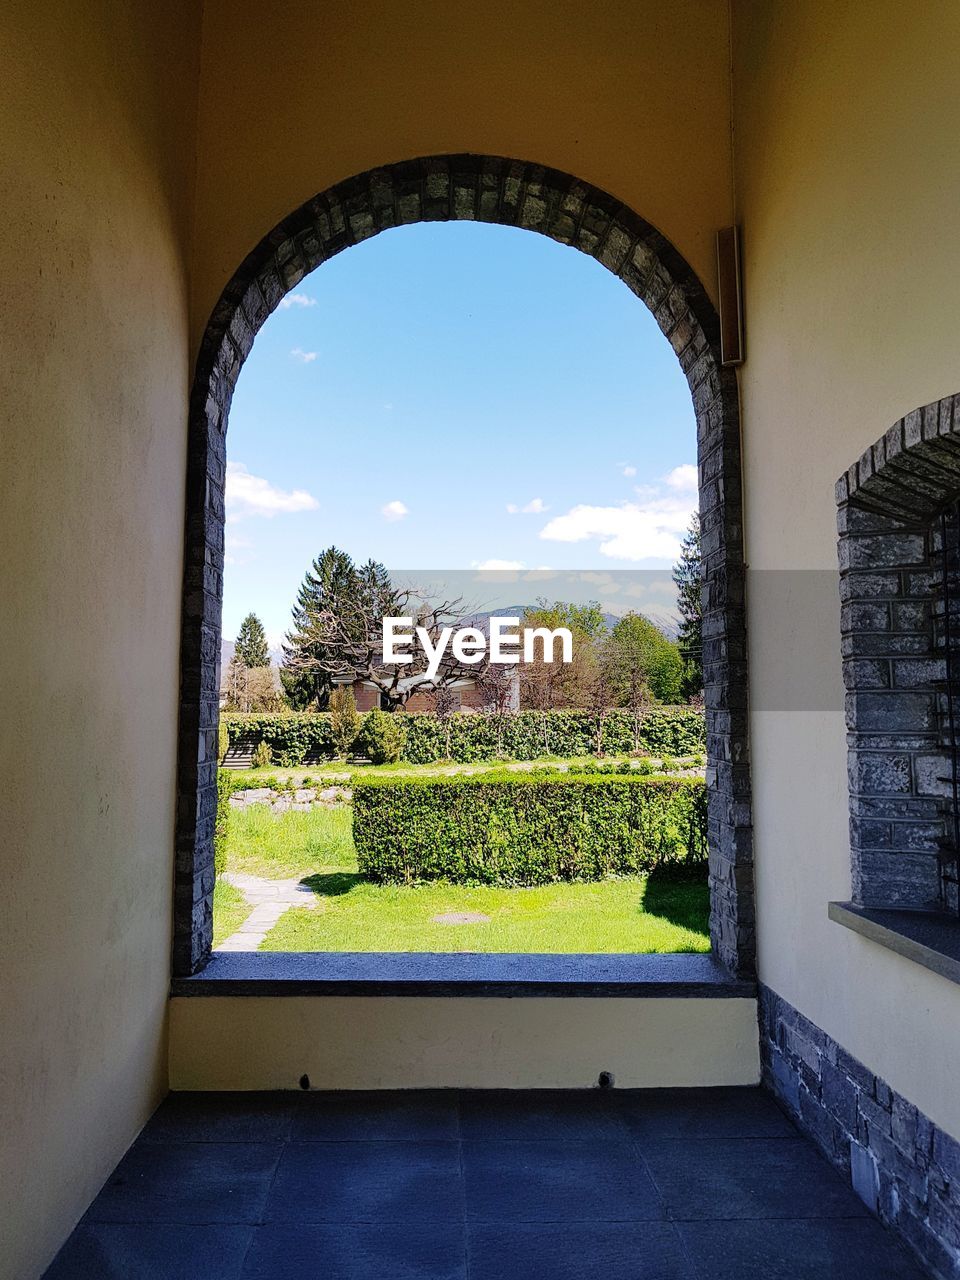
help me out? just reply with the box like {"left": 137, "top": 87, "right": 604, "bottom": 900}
{"left": 353, "top": 773, "right": 707, "bottom": 886}
{"left": 214, "top": 769, "right": 238, "bottom": 876}
{"left": 223, "top": 707, "right": 704, "bottom": 767}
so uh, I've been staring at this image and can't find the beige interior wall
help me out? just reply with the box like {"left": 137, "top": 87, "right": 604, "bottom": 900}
{"left": 733, "top": 0, "right": 960, "bottom": 1138}
{"left": 190, "top": 0, "right": 733, "bottom": 346}
{"left": 170, "top": 996, "right": 760, "bottom": 1091}
{"left": 0, "top": 4, "right": 198, "bottom": 1276}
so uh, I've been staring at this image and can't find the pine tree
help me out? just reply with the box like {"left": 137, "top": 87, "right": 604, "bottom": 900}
{"left": 281, "top": 547, "right": 398, "bottom": 709}
{"left": 281, "top": 547, "right": 357, "bottom": 709}
{"left": 672, "top": 511, "right": 703, "bottom": 699}
{"left": 234, "top": 612, "right": 269, "bottom": 668}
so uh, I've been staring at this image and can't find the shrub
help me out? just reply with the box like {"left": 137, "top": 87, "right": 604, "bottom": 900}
{"left": 214, "top": 770, "right": 237, "bottom": 875}
{"left": 353, "top": 773, "right": 707, "bottom": 886}
{"left": 329, "top": 686, "right": 360, "bottom": 758}
{"left": 356, "top": 708, "right": 407, "bottom": 764}
{"left": 252, "top": 741, "right": 273, "bottom": 769}
{"left": 221, "top": 706, "right": 705, "bottom": 767}
{"left": 217, "top": 719, "right": 229, "bottom": 764}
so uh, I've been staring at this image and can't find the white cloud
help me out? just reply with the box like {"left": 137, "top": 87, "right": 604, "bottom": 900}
{"left": 506, "top": 497, "right": 549, "bottom": 515}
{"left": 663, "top": 463, "right": 698, "bottom": 492}
{"left": 224, "top": 532, "right": 252, "bottom": 565}
{"left": 474, "top": 559, "right": 525, "bottom": 571}
{"left": 225, "top": 461, "right": 319, "bottom": 522}
{"left": 619, "top": 463, "right": 637, "bottom": 478}
{"left": 538, "top": 464, "right": 697, "bottom": 561}
{"left": 381, "top": 500, "right": 409, "bottom": 522}
{"left": 279, "top": 293, "right": 317, "bottom": 309}
{"left": 290, "top": 347, "right": 317, "bottom": 363}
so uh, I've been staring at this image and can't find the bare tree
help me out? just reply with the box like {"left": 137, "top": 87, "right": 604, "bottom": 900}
{"left": 282, "top": 580, "right": 471, "bottom": 712}
{"left": 222, "top": 655, "right": 285, "bottom": 712}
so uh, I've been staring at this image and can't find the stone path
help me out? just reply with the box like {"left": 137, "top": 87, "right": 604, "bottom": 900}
{"left": 215, "top": 871, "right": 316, "bottom": 951}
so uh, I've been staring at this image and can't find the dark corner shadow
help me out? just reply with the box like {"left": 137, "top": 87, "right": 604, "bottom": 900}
{"left": 641, "top": 862, "right": 710, "bottom": 932}
{"left": 300, "top": 871, "right": 365, "bottom": 899}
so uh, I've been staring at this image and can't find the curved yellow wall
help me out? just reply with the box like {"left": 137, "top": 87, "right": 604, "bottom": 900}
{"left": 190, "top": 0, "right": 734, "bottom": 345}
{"left": 734, "top": 0, "right": 960, "bottom": 1138}
{"left": 0, "top": 5, "right": 197, "bottom": 1276}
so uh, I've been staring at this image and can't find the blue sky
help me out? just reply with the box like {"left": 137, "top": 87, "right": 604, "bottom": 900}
{"left": 224, "top": 222, "right": 696, "bottom": 646}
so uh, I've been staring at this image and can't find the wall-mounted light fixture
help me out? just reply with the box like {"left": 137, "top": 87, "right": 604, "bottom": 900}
{"left": 717, "top": 226, "right": 744, "bottom": 367}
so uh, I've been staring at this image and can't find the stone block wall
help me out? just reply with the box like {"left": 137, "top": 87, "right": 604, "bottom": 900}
{"left": 175, "top": 155, "right": 754, "bottom": 975}
{"left": 837, "top": 394, "right": 960, "bottom": 912}
{"left": 760, "top": 985, "right": 960, "bottom": 1280}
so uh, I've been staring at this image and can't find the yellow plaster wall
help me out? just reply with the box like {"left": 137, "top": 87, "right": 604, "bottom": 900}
{"left": 169, "top": 996, "right": 760, "bottom": 1091}
{"left": 0, "top": 4, "right": 198, "bottom": 1275}
{"left": 190, "top": 0, "right": 734, "bottom": 346}
{"left": 733, "top": 0, "right": 960, "bottom": 1138}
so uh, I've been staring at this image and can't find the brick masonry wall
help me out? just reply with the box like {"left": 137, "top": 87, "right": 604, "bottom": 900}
{"left": 760, "top": 985, "right": 960, "bottom": 1280}
{"left": 175, "top": 155, "right": 754, "bottom": 975}
{"left": 837, "top": 394, "right": 960, "bottom": 912}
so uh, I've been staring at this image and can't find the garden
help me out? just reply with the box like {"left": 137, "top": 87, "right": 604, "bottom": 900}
{"left": 212, "top": 706, "right": 710, "bottom": 955}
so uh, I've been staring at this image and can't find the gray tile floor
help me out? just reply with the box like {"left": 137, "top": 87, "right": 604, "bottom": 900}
{"left": 44, "top": 1088, "right": 928, "bottom": 1279}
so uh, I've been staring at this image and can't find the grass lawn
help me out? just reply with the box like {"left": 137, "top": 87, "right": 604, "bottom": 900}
{"left": 226, "top": 753, "right": 704, "bottom": 789}
{"left": 218, "top": 805, "right": 710, "bottom": 955}
{"left": 212, "top": 878, "right": 249, "bottom": 946}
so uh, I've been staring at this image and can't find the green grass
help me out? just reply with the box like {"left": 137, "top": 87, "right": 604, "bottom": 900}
{"left": 219, "top": 804, "right": 710, "bottom": 954}
{"left": 212, "top": 878, "right": 249, "bottom": 946}
{"left": 227, "top": 754, "right": 704, "bottom": 789}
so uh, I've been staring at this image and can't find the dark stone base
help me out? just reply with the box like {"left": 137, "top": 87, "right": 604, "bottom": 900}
{"left": 760, "top": 984, "right": 960, "bottom": 1280}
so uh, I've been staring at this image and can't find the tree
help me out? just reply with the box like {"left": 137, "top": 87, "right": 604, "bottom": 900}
{"left": 517, "top": 599, "right": 608, "bottom": 714}
{"left": 329, "top": 686, "right": 360, "bottom": 758}
{"left": 222, "top": 654, "right": 285, "bottom": 712}
{"left": 281, "top": 547, "right": 374, "bottom": 709}
{"left": 235, "top": 612, "right": 269, "bottom": 668}
{"left": 605, "top": 612, "right": 683, "bottom": 708}
{"left": 672, "top": 511, "right": 703, "bottom": 700}
{"left": 281, "top": 547, "right": 468, "bottom": 711}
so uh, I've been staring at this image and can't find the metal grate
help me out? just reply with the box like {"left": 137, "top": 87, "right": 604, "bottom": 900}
{"left": 937, "top": 501, "right": 960, "bottom": 918}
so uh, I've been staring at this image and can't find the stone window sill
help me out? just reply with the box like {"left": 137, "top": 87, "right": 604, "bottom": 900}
{"left": 170, "top": 951, "right": 756, "bottom": 999}
{"left": 829, "top": 900, "right": 960, "bottom": 986}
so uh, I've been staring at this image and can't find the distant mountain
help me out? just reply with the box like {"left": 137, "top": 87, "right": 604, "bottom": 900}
{"left": 220, "top": 639, "right": 284, "bottom": 673}
{"left": 454, "top": 605, "right": 680, "bottom": 640}
{"left": 220, "top": 605, "right": 678, "bottom": 678}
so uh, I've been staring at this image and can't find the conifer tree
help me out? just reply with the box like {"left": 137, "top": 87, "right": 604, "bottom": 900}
{"left": 234, "top": 612, "right": 269, "bottom": 669}
{"left": 672, "top": 511, "right": 703, "bottom": 699}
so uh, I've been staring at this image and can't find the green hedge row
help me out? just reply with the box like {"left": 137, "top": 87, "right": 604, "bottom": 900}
{"left": 223, "top": 707, "right": 705, "bottom": 767}
{"left": 353, "top": 774, "right": 707, "bottom": 886}
{"left": 214, "top": 770, "right": 238, "bottom": 876}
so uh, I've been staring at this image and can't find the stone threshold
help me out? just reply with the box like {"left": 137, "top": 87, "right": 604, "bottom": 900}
{"left": 171, "top": 951, "right": 755, "bottom": 999}
{"left": 829, "top": 899, "right": 960, "bottom": 986}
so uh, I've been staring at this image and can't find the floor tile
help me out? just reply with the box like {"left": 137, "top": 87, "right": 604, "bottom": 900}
{"left": 43, "top": 1223, "right": 252, "bottom": 1279}
{"left": 615, "top": 1087, "right": 796, "bottom": 1142}
{"left": 241, "top": 1223, "right": 467, "bottom": 1279}
{"left": 292, "top": 1090, "right": 458, "bottom": 1142}
{"left": 83, "top": 1141, "right": 283, "bottom": 1225}
{"left": 140, "top": 1092, "right": 297, "bottom": 1144}
{"left": 467, "top": 1221, "right": 689, "bottom": 1280}
{"left": 459, "top": 1090, "right": 625, "bottom": 1141}
{"left": 462, "top": 1140, "right": 664, "bottom": 1223}
{"left": 641, "top": 1138, "right": 870, "bottom": 1221}
{"left": 264, "top": 1141, "right": 465, "bottom": 1224}
{"left": 677, "top": 1218, "right": 928, "bottom": 1279}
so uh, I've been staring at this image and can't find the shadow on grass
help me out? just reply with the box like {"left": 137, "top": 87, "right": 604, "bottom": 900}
{"left": 640, "top": 863, "right": 710, "bottom": 933}
{"left": 300, "top": 871, "right": 365, "bottom": 899}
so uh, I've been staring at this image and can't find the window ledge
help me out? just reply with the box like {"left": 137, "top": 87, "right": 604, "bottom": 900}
{"left": 171, "top": 951, "right": 755, "bottom": 999}
{"left": 829, "top": 900, "right": 960, "bottom": 986}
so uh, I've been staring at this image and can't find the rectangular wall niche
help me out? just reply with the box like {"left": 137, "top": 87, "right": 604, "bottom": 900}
{"left": 837, "top": 396, "right": 960, "bottom": 915}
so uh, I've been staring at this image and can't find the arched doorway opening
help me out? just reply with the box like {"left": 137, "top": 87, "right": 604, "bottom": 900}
{"left": 174, "top": 155, "right": 753, "bottom": 978}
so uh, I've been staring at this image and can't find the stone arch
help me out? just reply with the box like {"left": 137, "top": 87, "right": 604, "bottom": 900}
{"left": 838, "top": 393, "right": 960, "bottom": 912}
{"left": 174, "top": 155, "right": 754, "bottom": 976}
